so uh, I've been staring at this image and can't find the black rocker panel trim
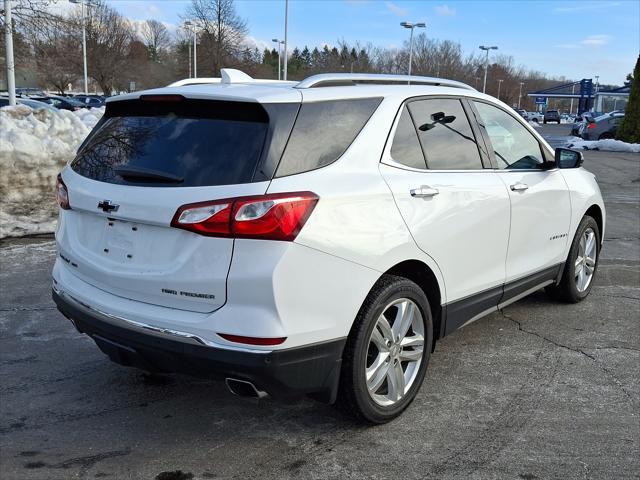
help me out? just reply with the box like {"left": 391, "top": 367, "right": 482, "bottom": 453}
{"left": 443, "top": 264, "right": 562, "bottom": 336}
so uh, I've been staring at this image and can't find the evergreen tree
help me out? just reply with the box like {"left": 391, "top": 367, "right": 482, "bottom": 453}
{"left": 617, "top": 56, "right": 640, "bottom": 144}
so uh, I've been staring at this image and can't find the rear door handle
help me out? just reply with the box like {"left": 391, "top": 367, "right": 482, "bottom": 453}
{"left": 510, "top": 182, "right": 529, "bottom": 192}
{"left": 410, "top": 186, "right": 439, "bottom": 198}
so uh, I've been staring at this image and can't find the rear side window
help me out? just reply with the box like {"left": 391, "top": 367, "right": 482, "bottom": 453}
{"left": 275, "top": 98, "right": 382, "bottom": 177}
{"left": 390, "top": 106, "right": 427, "bottom": 169}
{"left": 71, "top": 99, "right": 274, "bottom": 187}
{"left": 407, "top": 98, "right": 483, "bottom": 170}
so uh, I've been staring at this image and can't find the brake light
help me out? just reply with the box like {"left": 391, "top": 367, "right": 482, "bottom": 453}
{"left": 56, "top": 174, "right": 70, "bottom": 210}
{"left": 587, "top": 123, "right": 597, "bottom": 129}
{"left": 171, "top": 191, "right": 319, "bottom": 241}
{"left": 218, "top": 333, "right": 287, "bottom": 346}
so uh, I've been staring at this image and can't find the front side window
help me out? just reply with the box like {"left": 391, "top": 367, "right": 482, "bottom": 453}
{"left": 474, "top": 101, "right": 544, "bottom": 170}
{"left": 407, "top": 98, "right": 483, "bottom": 170}
{"left": 390, "top": 106, "right": 426, "bottom": 169}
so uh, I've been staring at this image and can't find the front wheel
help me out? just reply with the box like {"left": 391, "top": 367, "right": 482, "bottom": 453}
{"left": 337, "top": 275, "right": 433, "bottom": 424}
{"left": 547, "top": 215, "right": 600, "bottom": 303}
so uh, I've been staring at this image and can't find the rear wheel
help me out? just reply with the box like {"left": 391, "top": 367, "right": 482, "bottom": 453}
{"left": 598, "top": 132, "right": 613, "bottom": 140}
{"left": 547, "top": 216, "right": 600, "bottom": 303}
{"left": 337, "top": 275, "right": 433, "bottom": 424}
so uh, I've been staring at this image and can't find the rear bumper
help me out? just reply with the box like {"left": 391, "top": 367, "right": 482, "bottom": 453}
{"left": 53, "top": 288, "right": 345, "bottom": 403}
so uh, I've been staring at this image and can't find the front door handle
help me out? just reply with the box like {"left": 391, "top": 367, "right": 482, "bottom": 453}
{"left": 510, "top": 182, "right": 529, "bottom": 192}
{"left": 410, "top": 186, "right": 439, "bottom": 198}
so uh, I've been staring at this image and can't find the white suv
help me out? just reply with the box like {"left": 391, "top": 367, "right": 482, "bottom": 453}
{"left": 53, "top": 70, "right": 605, "bottom": 423}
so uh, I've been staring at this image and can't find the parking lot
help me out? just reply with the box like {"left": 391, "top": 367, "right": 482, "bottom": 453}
{"left": 1, "top": 125, "right": 638, "bottom": 479}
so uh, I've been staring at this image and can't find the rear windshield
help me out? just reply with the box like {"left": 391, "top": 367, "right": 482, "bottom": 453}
{"left": 71, "top": 99, "right": 275, "bottom": 187}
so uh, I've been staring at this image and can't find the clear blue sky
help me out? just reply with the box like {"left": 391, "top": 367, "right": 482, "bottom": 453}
{"left": 108, "top": 0, "right": 639, "bottom": 85}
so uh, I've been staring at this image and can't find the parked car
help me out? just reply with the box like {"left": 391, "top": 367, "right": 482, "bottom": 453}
{"left": 52, "top": 70, "right": 605, "bottom": 424}
{"left": 514, "top": 108, "right": 527, "bottom": 118}
{"left": 0, "top": 97, "right": 58, "bottom": 111}
{"left": 580, "top": 112, "right": 625, "bottom": 140}
{"left": 32, "top": 95, "right": 86, "bottom": 111}
{"left": 526, "top": 111, "right": 544, "bottom": 123}
{"left": 75, "top": 95, "right": 106, "bottom": 108}
{"left": 543, "top": 109, "right": 561, "bottom": 124}
{"left": 15, "top": 87, "right": 46, "bottom": 97}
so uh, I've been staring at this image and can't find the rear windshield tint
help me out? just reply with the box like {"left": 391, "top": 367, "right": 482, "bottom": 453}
{"left": 275, "top": 97, "right": 382, "bottom": 177}
{"left": 71, "top": 99, "right": 272, "bottom": 187}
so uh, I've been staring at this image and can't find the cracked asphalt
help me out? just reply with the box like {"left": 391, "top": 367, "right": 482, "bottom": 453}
{"left": 1, "top": 125, "right": 639, "bottom": 479}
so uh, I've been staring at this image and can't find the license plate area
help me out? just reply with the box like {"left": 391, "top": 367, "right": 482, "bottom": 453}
{"left": 101, "top": 217, "right": 141, "bottom": 263}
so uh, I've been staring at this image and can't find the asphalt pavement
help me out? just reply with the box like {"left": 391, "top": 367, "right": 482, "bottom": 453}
{"left": 1, "top": 131, "right": 638, "bottom": 479}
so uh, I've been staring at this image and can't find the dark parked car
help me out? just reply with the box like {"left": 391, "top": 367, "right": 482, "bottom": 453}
{"left": 581, "top": 112, "right": 624, "bottom": 140}
{"left": 75, "top": 95, "right": 106, "bottom": 108}
{"left": 543, "top": 109, "right": 561, "bottom": 124}
{"left": 32, "top": 95, "right": 86, "bottom": 111}
{"left": 15, "top": 87, "right": 46, "bottom": 97}
{"left": 0, "top": 97, "right": 57, "bottom": 111}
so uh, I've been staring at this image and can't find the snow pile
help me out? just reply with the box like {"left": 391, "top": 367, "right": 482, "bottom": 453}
{"left": 528, "top": 121, "right": 541, "bottom": 128}
{"left": 566, "top": 136, "right": 640, "bottom": 153}
{"left": 0, "top": 105, "right": 104, "bottom": 238}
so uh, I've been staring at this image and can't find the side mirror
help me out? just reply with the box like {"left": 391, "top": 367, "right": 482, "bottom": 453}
{"left": 555, "top": 148, "right": 584, "bottom": 169}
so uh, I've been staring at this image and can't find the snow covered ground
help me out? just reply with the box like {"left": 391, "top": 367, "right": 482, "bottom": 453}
{"left": 0, "top": 105, "right": 104, "bottom": 238}
{"left": 565, "top": 136, "right": 640, "bottom": 153}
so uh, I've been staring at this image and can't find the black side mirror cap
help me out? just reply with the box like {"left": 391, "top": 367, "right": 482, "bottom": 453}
{"left": 555, "top": 148, "right": 584, "bottom": 169}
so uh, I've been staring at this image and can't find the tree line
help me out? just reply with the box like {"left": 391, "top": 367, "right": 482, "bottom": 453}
{"left": 0, "top": 0, "right": 615, "bottom": 111}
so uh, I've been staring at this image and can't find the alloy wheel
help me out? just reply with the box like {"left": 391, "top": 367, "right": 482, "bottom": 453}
{"left": 365, "top": 298, "right": 425, "bottom": 406}
{"left": 575, "top": 227, "right": 597, "bottom": 292}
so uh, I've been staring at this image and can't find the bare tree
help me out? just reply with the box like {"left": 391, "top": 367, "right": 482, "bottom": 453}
{"left": 185, "top": 0, "right": 247, "bottom": 75}
{"left": 141, "top": 19, "right": 171, "bottom": 62}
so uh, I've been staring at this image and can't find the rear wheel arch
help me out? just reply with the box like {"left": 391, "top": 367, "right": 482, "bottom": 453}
{"left": 383, "top": 260, "right": 443, "bottom": 344}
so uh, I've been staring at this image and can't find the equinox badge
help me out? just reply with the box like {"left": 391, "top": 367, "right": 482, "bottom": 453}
{"left": 97, "top": 200, "right": 119, "bottom": 213}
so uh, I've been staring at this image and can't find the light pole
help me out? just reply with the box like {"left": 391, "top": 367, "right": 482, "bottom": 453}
{"left": 70, "top": 0, "right": 91, "bottom": 94}
{"left": 497, "top": 79, "right": 503, "bottom": 100}
{"left": 184, "top": 21, "right": 199, "bottom": 78}
{"left": 518, "top": 82, "right": 525, "bottom": 109}
{"left": 272, "top": 38, "right": 284, "bottom": 80}
{"left": 479, "top": 45, "right": 497, "bottom": 93}
{"left": 4, "top": 0, "right": 16, "bottom": 105}
{"left": 400, "top": 21, "right": 426, "bottom": 78}
{"left": 283, "top": 0, "right": 288, "bottom": 80}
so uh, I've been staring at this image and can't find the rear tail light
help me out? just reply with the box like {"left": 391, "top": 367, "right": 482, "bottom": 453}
{"left": 218, "top": 333, "right": 286, "bottom": 346}
{"left": 587, "top": 123, "right": 597, "bottom": 129}
{"left": 56, "top": 174, "right": 70, "bottom": 210}
{"left": 171, "top": 191, "right": 319, "bottom": 241}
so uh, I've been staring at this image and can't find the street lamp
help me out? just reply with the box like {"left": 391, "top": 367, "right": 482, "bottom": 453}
{"left": 70, "top": 0, "right": 93, "bottom": 95}
{"left": 594, "top": 75, "right": 599, "bottom": 93}
{"left": 497, "top": 78, "right": 504, "bottom": 100}
{"left": 400, "top": 21, "right": 426, "bottom": 78}
{"left": 272, "top": 38, "right": 285, "bottom": 80}
{"left": 479, "top": 45, "right": 498, "bottom": 93}
{"left": 184, "top": 21, "right": 198, "bottom": 79}
{"left": 518, "top": 82, "right": 525, "bottom": 109}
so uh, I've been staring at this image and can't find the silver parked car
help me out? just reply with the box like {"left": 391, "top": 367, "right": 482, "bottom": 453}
{"left": 580, "top": 112, "right": 624, "bottom": 140}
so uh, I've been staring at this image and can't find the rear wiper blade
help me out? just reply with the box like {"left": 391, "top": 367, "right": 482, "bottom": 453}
{"left": 114, "top": 165, "right": 184, "bottom": 183}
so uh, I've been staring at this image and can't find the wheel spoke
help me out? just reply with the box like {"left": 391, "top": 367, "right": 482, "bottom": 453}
{"left": 585, "top": 232, "right": 596, "bottom": 258}
{"left": 399, "top": 349, "right": 422, "bottom": 362}
{"left": 370, "top": 326, "right": 389, "bottom": 352}
{"left": 574, "top": 256, "right": 582, "bottom": 271}
{"left": 577, "top": 266, "right": 586, "bottom": 290}
{"left": 376, "top": 315, "right": 394, "bottom": 342}
{"left": 366, "top": 353, "right": 390, "bottom": 393}
{"left": 392, "top": 300, "right": 414, "bottom": 341}
{"left": 386, "top": 361, "right": 405, "bottom": 401}
{"left": 400, "top": 333, "right": 424, "bottom": 348}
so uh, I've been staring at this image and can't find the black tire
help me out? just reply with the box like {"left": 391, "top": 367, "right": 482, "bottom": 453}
{"left": 598, "top": 132, "right": 613, "bottom": 140}
{"left": 544, "top": 120, "right": 548, "bottom": 124}
{"left": 337, "top": 275, "right": 433, "bottom": 424}
{"left": 547, "top": 215, "right": 600, "bottom": 303}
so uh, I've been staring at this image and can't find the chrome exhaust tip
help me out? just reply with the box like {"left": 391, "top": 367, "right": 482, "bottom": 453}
{"left": 225, "top": 378, "right": 268, "bottom": 399}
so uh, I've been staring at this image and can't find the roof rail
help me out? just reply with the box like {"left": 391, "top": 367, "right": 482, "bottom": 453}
{"left": 295, "top": 73, "right": 475, "bottom": 91}
{"left": 168, "top": 78, "right": 221, "bottom": 87}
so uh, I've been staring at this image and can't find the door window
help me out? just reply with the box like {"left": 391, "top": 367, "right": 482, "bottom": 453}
{"left": 408, "top": 98, "right": 484, "bottom": 170}
{"left": 473, "top": 101, "right": 545, "bottom": 170}
{"left": 390, "top": 106, "right": 427, "bottom": 169}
